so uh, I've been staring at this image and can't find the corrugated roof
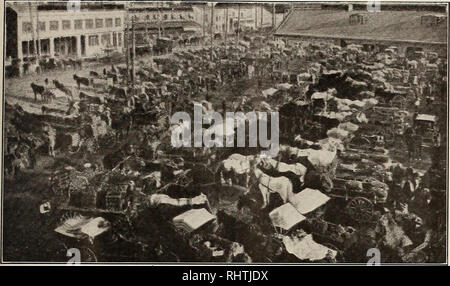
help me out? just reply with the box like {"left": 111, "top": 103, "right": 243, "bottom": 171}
{"left": 275, "top": 9, "right": 447, "bottom": 43}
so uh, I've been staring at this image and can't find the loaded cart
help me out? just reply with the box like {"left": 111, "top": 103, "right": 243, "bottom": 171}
{"left": 48, "top": 168, "right": 152, "bottom": 262}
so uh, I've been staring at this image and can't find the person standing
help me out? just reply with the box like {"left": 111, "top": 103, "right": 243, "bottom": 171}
{"left": 404, "top": 125, "right": 415, "bottom": 162}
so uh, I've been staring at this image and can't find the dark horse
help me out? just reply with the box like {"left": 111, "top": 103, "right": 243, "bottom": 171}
{"left": 111, "top": 112, "right": 133, "bottom": 140}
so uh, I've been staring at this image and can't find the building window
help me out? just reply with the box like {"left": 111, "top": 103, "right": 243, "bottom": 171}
{"left": 38, "top": 21, "right": 46, "bottom": 31}
{"left": 62, "top": 20, "right": 71, "bottom": 30}
{"left": 85, "top": 19, "right": 94, "bottom": 29}
{"left": 153, "top": 14, "right": 158, "bottom": 20}
{"left": 101, "top": 33, "right": 111, "bottom": 46}
{"left": 88, "top": 35, "right": 99, "bottom": 46}
{"left": 171, "top": 14, "right": 175, "bottom": 19}
{"left": 146, "top": 15, "right": 150, "bottom": 20}
{"left": 22, "top": 22, "right": 32, "bottom": 33}
{"left": 106, "top": 18, "right": 113, "bottom": 27}
{"left": 75, "top": 20, "right": 83, "bottom": 29}
{"left": 118, "top": 33, "right": 122, "bottom": 46}
{"left": 50, "top": 21, "right": 59, "bottom": 31}
{"left": 163, "top": 14, "right": 168, "bottom": 20}
{"left": 95, "top": 19, "right": 104, "bottom": 28}
{"left": 115, "top": 17, "right": 121, "bottom": 27}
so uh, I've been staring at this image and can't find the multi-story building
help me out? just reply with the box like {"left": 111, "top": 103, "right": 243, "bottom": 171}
{"left": 128, "top": 2, "right": 201, "bottom": 45}
{"left": 6, "top": 2, "right": 126, "bottom": 60}
{"left": 192, "top": 3, "right": 287, "bottom": 37}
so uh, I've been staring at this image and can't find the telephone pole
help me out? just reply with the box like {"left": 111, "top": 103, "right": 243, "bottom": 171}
{"left": 125, "top": 4, "right": 129, "bottom": 87}
{"left": 28, "top": 2, "right": 37, "bottom": 58}
{"left": 224, "top": 6, "right": 228, "bottom": 51}
{"left": 210, "top": 3, "right": 214, "bottom": 61}
{"left": 202, "top": 4, "right": 206, "bottom": 38}
{"left": 236, "top": 3, "right": 240, "bottom": 47}
{"left": 260, "top": 4, "right": 263, "bottom": 28}
{"left": 255, "top": 5, "right": 257, "bottom": 30}
{"left": 158, "top": 2, "right": 162, "bottom": 38}
{"left": 132, "top": 15, "right": 136, "bottom": 98}
{"left": 35, "top": 5, "right": 40, "bottom": 58}
{"left": 272, "top": 3, "right": 276, "bottom": 30}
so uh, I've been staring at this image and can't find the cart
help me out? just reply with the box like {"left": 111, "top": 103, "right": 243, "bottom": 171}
{"left": 414, "top": 114, "right": 437, "bottom": 146}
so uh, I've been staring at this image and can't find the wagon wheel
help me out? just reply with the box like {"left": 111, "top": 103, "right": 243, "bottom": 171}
{"left": 80, "top": 246, "right": 98, "bottom": 263}
{"left": 346, "top": 197, "right": 374, "bottom": 222}
{"left": 111, "top": 216, "right": 136, "bottom": 243}
{"left": 59, "top": 211, "right": 83, "bottom": 226}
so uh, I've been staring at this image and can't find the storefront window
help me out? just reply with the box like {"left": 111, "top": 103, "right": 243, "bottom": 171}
{"left": 88, "top": 35, "right": 99, "bottom": 46}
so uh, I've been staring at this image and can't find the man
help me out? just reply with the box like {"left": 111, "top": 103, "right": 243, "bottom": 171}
{"left": 403, "top": 125, "right": 415, "bottom": 161}
{"left": 398, "top": 168, "right": 416, "bottom": 213}
{"left": 413, "top": 132, "right": 423, "bottom": 158}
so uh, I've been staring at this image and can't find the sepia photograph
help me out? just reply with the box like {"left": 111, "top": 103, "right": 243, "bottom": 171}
{"left": 1, "top": 0, "right": 448, "bottom": 265}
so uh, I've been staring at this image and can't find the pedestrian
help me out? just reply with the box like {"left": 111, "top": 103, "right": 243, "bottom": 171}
{"left": 413, "top": 132, "right": 423, "bottom": 158}
{"left": 404, "top": 125, "right": 415, "bottom": 161}
{"left": 433, "top": 128, "right": 441, "bottom": 147}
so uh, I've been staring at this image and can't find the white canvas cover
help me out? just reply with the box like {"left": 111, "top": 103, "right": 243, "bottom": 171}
{"left": 55, "top": 216, "right": 110, "bottom": 239}
{"left": 290, "top": 188, "right": 330, "bottom": 214}
{"left": 276, "top": 83, "right": 293, "bottom": 91}
{"left": 283, "top": 234, "right": 337, "bottom": 261}
{"left": 269, "top": 203, "right": 306, "bottom": 231}
{"left": 172, "top": 208, "right": 215, "bottom": 233}
{"left": 262, "top": 88, "right": 279, "bottom": 97}
{"left": 80, "top": 217, "right": 110, "bottom": 239}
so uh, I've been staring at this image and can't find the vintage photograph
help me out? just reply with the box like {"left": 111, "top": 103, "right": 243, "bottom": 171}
{"left": 2, "top": 1, "right": 448, "bottom": 264}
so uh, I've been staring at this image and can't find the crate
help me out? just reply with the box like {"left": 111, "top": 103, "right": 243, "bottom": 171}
{"left": 81, "top": 190, "right": 97, "bottom": 209}
{"left": 68, "top": 191, "right": 82, "bottom": 208}
{"left": 106, "top": 191, "right": 123, "bottom": 211}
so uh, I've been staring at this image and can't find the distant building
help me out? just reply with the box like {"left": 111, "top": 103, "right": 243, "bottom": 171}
{"left": 6, "top": 2, "right": 126, "bottom": 60}
{"left": 128, "top": 2, "right": 201, "bottom": 41}
{"left": 192, "top": 3, "right": 285, "bottom": 37}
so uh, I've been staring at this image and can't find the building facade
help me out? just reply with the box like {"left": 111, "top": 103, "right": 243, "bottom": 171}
{"left": 192, "top": 3, "right": 282, "bottom": 37}
{"left": 128, "top": 2, "right": 201, "bottom": 44}
{"left": 6, "top": 2, "right": 126, "bottom": 60}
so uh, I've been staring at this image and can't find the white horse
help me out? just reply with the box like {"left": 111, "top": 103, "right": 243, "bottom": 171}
{"left": 253, "top": 168, "right": 294, "bottom": 209}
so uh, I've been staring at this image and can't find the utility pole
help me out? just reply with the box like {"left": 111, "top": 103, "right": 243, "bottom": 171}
{"left": 202, "top": 4, "right": 206, "bottom": 38}
{"left": 210, "top": 2, "right": 214, "bottom": 61}
{"left": 236, "top": 3, "right": 240, "bottom": 47}
{"left": 255, "top": 5, "right": 257, "bottom": 30}
{"left": 28, "top": 2, "right": 37, "bottom": 58}
{"left": 260, "top": 4, "right": 263, "bottom": 28}
{"left": 225, "top": 6, "right": 228, "bottom": 51}
{"left": 272, "top": 3, "right": 276, "bottom": 30}
{"left": 125, "top": 4, "right": 129, "bottom": 87}
{"left": 158, "top": 2, "right": 162, "bottom": 38}
{"left": 35, "top": 5, "right": 40, "bottom": 58}
{"left": 132, "top": 15, "right": 136, "bottom": 99}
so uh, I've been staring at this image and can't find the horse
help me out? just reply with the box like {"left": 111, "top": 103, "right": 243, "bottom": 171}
{"left": 73, "top": 74, "right": 89, "bottom": 89}
{"left": 252, "top": 168, "right": 294, "bottom": 209}
{"left": 30, "top": 83, "right": 45, "bottom": 101}
{"left": 111, "top": 112, "right": 133, "bottom": 140}
{"left": 53, "top": 80, "right": 73, "bottom": 99}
